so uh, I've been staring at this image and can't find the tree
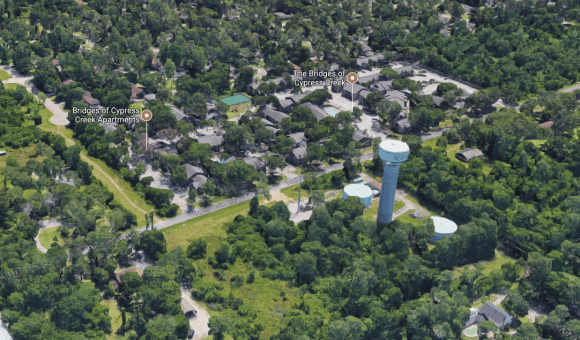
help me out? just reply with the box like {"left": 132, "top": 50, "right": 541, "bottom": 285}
{"left": 265, "top": 155, "right": 286, "bottom": 174}
{"left": 477, "top": 320, "right": 495, "bottom": 336}
{"left": 216, "top": 100, "right": 229, "bottom": 115}
{"left": 294, "top": 252, "right": 317, "bottom": 284}
{"left": 435, "top": 137, "right": 448, "bottom": 149}
{"left": 164, "top": 58, "right": 176, "bottom": 80}
{"left": 381, "top": 67, "right": 398, "bottom": 79}
{"left": 208, "top": 316, "right": 229, "bottom": 340}
{"left": 139, "top": 229, "right": 167, "bottom": 260}
{"left": 516, "top": 322, "right": 539, "bottom": 340}
{"left": 144, "top": 315, "right": 177, "bottom": 340}
{"left": 503, "top": 291, "right": 530, "bottom": 317}
{"left": 186, "top": 237, "right": 207, "bottom": 259}
{"left": 38, "top": 91, "right": 46, "bottom": 107}
{"left": 377, "top": 99, "right": 403, "bottom": 121}
{"left": 309, "top": 190, "right": 325, "bottom": 208}
{"left": 202, "top": 180, "right": 216, "bottom": 196}
{"left": 107, "top": 210, "right": 127, "bottom": 232}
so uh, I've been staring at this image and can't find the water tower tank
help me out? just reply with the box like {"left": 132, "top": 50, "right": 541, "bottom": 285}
{"left": 378, "top": 140, "right": 410, "bottom": 164}
{"left": 342, "top": 184, "right": 373, "bottom": 207}
{"left": 430, "top": 216, "right": 458, "bottom": 241}
{"left": 377, "top": 139, "right": 410, "bottom": 224}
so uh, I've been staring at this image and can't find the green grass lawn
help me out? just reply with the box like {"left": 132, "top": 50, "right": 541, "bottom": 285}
{"left": 225, "top": 101, "right": 251, "bottom": 119}
{"left": 101, "top": 299, "right": 131, "bottom": 340}
{"left": 129, "top": 101, "right": 144, "bottom": 112}
{"left": 280, "top": 183, "right": 308, "bottom": 201}
{"left": 192, "top": 195, "right": 228, "bottom": 209}
{"left": 395, "top": 214, "right": 429, "bottom": 227}
{"left": 453, "top": 249, "right": 518, "bottom": 276}
{"left": 0, "top": 69, "right": 12, "bottom": 81}
{"left": 394, "top": 200, "right": 405, "bottom": 211}
{"left": 163, "top": 200, "right": 252, "bottom": 254}
{"left": 38, "top": 228, "right": 67, "bottom": 250}
{"left": 362, "top": 199, "right": 405, "bottom": 221}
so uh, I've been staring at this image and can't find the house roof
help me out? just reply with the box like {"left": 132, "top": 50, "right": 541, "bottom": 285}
{"left": 83, "top": 91, "right": 99, "bottom": 105}
{"left": 385, "top": 90, "right": 407, "bottom": 100}
{"left": 130, "top": 85, "right": 143, "bottom": 100}
{"left": 359, "top": 89, "right": 373, "bottom": 99}
{"left": 343, "top": 83, "right": 366, "bottom": 94}
{"left": 394, "top": 118, "right": 411, "bottom": 129}
{"left": 288, "top": 132, "right": 306, "bottom": 144}
{"left": 185, "top": 164, "right": 205, "bottom": 179}
{"left": 144, "top": 94, "right": 156, "bottom": 101}
{"left": 191, "top": 174, "right": 208, "bottom": 190}
{"left": 538, "top": 121, "right": 553, "bottom": 128}
{"left": 456, "top": 148, "right": 483, "bottom": 161}
{"left": 370, "top": 80, "right": 393, "bottom": 92}
{"left": 261, "top": 105, "right": 290, "bottom": 123}
{"left": 358, "top": 73, "right": 381, "bottom": 85}
{"left": 466, "top": 314, "right": 486, "bottom": 326}
{"left": 52, "top": 59, "right": 60, "bottom": 66}
{"left": 292, "top": 147, "right": 308, "bottom": 159}
{"left": 99, "top": 121, "right": 118, "bottom": 133}
{"left": 299, "top": 102, "right": 329, "bottom": 122}
{"left": 432, "top": 96, "right": 444, "bottom": 106}
{"left": 62, "top": 79, "right": 75, "bottom": 86}
{"left": 393, "top": 66, "right": 414, "bottom": 75}
{"left": 115, "top": 268, "right": 141, "bottom": 283}
{"left": 285, "top": 90, "right": 311, "bottom": 103}
{"left": 479, "top": 303, "right": 512, "bottom": 326}
{"left": 165, "top": 104, "right": 187, "bottom": 121}
{"left": 353, "top": 131, "right": 371, "bottom": 142}
{"left": 367, "top": 180, "right": 381, "bottom": 191}
{"left": 195, "top": 135, "right": 224, "bottom": 147}
{"left": 243, "top": 157, "right": 265, "bottom": 171}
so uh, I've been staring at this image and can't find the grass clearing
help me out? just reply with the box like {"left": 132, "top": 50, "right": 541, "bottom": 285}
{"left": 162, "top": 199, "right": 253, "bottom": 254}
{"left": 101, "top": 298, "right": 130, "bottom": 339}
{"left": 0, "top": 69, "right": 12, "bottom": 80}
{"left": 38, "top": 228, "right": 68, "bottom": 250}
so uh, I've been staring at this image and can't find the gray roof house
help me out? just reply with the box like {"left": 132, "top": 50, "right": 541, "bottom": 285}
{"left": 455, "top": 148, "right": 483, "bottom": 162}
{"left": 194, "top": 136, "right": 224, "bottom": 151}
{"left": 358, "top": 89, "right": 373, "bottom": 105}
{"left": 144, "top": 94, "right": 156, "bottom": 103}
{"left": 260, "top": 105, "right": 290, "bottom": 124}
{"left": 185, "top": 164, "right": 205, "bottom": 179}
{"left": 191, "top": 174, "right": 208, "bottom": 192}
{"left": 342, "top": 83, "right": 366, "bottom": 100}
{"left": 432, "top": 96, "right": 444, "bottom": 107}
{"left": 247, "top": 77, "right": 289, "bottom": 95}
{"left": 360, "top": 44, "right": 373, "bottom": 56}
{"left": 299, "top": 102, "right": 329, "bottom": 122}
{"left": 353, "top": 131, "right": 372, "bottom": 147}
{"left": 357, "top": 73, "right": 381, "bottom": 85}
{"left": 369, "top": 80, "right": 393, "bottom": 94}
{"left": 99, "top": 121, "right": 118, "bottom": 133}
{"left": 287, "top": 146, "right": 307, "bottom": 165}
{"left": 392, "top": 66, "right": 414, "bottom": 77}
{"left": 288, "top": 132, "right": 306, "bottom": 146}
{"left": 243, "top": 157, "right": 266, "bottom": 172}
{"left": 478, "top": 303, "right": 513, "bottom": 328}
{"left": 274, "top": 12, "right": 293, "bottom": 19}
{"left": 165, "top": 104, "right": 188, "bottom": 122}
{"left": 356, "top": 53, "right": 385, "bottom": 70}
{"left": 393, "top": 118, "right": 411, "bottom": 134}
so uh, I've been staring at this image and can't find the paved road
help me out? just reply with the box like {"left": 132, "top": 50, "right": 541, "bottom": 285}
{"left": 147, "top": 152, "right": 374, "bottom": 231}
{"left": 1, "top": 65, "right": 69, "bottom": 125}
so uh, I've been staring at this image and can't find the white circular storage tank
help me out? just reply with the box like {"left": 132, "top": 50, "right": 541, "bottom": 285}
{"left": 342, "top": 184, "right": 373, "bottom": 207}
{"left": 430, "top": 216, "right": 458, "bottom": 241}
{"left": 378, "top": 140, "right": 410, "bottom": 164}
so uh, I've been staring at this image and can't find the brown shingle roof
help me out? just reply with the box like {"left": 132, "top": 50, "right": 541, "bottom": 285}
{"left": 538, "top": 121, "right": 553, "bottom": 128}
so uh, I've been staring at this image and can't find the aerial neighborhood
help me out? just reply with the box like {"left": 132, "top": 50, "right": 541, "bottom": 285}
{"left": 1, "top": 0, "right": 580, "bottom": 340}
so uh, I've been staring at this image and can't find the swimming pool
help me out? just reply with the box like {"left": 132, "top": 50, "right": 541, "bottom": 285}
{"left": 325, "top": 107, "right": 339, "bottom": 117}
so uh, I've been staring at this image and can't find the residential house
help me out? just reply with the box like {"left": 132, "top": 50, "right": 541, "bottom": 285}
{"left": 62, "top": 79, "right": 75, "bottom": 86}
{"left": 538, "top": 121, "right": 553, "bottom": 128}
{"left": 243, "top": 157, "right": 266, "bottom": 172}
{"left": 358, "top": 89, "right": 373, "bottom": 105}
{"left": 392, "top": 66, "right": 414, "bottom": 77}
{"left": 247, "top": 77, "right": 289, "bottom": 95}
{"left": 353, "top": 131, "right": 372, "bottom": 147}
{"left": 288, "top": 132, "right": 306, "bottom": 147}
{"left": 274, "top": 12, "right": 293, "bottom": 19}
{"left": 165, "top": 104, "right": 188, "bottom": 122}
{"left": 360, "top": 43, "right": 374, "bottom": 57}
{"left": 99, "top": 121, "right": 118, "bottom": 133}
{"left": 355, "top": 53, "right": 385, "bottom": 70}
{"left": 357, "top": 73, "right": 381, "bottom": 86}
{"left": 299, "top": 102, "right": 329, "bottom": 122}
{"left": 279, "top": 91, "right": 312, "bottom": 112}
{"left": 151, "top": 58, "right": 161, "bottom": 70}
{"left": 455, "top": 148, "right": 483, "bottom": 162}
{"left": 342, "top": 83, "right": 366, "bottom": 100}
{"left": 432, "top": 95, "right": 444, "bottom": 107}
{"left": 130, "top": 84, "right": 144, "bottom": 102}
{"left": 369, "top": 80, "right": 393, "bottom": 94}
{"left": 393, "top": 118, "right": 411, "bottom": 134}
{"left": 194, "top": 136, "right": 224, "bottom": 152}
{"left": 478, "top": 303, "right": 513, "bottom": 329}
{"left": 144, "top": 94, "right": 156, "bottom": 103}
{"left": 83, "top": 91, "right": 100, "bottom": 107}
{"left": 260, "top": 105, "right": 290, "bottom": 124}
{"left": 185, "top": 164, "right": 208, "bottom": 193}
{"left": 287, "top": 146, "right": 307, "bottom": 165}
{"left": 179, "top": 14, "right": 188, "bottom": 23}
{"left": 384, "top": 90, "right": 407, "bottom": 109}
{"left": 52, "top": 59, "right": 62, "bottom": 72}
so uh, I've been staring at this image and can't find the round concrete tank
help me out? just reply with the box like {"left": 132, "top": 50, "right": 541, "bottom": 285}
{"left": 342, "top": 184, "right": 373, "bottom": 207}
{"left": 430, "top": 216, "right": 458, "bottom": 241}
{"left": 378, "top": 140, "right": 410, "bottom": 164}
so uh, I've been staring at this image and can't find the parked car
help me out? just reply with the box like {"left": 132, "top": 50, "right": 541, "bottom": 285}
{"left": 188, "top": 329, "right": 195, "bottom": 338}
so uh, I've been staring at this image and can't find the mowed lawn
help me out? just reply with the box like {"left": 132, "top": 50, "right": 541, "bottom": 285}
{"left": 0, "top": 69, "right": 12, "bottom": 81}
{"left": 162, "top": 200, "right": 254, "bottom": 254}
{"left": 101, "top": 299, "right": 131, "bottom": 340}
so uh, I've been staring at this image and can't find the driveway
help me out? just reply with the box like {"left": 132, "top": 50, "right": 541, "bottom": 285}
{"left": 181, "top": 287, "right": 210, "bottom": 340}
{"left": 1, "top": 65, "right": 69, "bottom": 125}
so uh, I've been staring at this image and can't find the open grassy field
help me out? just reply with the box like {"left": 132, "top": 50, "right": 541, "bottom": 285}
{"left": 101, "top": 298, "right": 131, "bottom": 340}
{"left": 38, "top": 228, "right": 66, "bottom": 250}
{"left": 280, "top": 183, "right": 308, "bottom": 201}
{"left": 0, "top": 69, "right": 12, "bottom": 81}
{"left": 162, "top": 199, "right": 253, "bottom": 253}
{"left": 453, "top": 249, "right": 517, "bottom": 276}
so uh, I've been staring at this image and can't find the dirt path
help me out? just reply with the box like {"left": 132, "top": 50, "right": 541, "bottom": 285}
{"left": 181, "top": 288, "right": 210, "bottom": 339}
{"left": 38, "top": 126, "right": 150, "bottom": 217}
